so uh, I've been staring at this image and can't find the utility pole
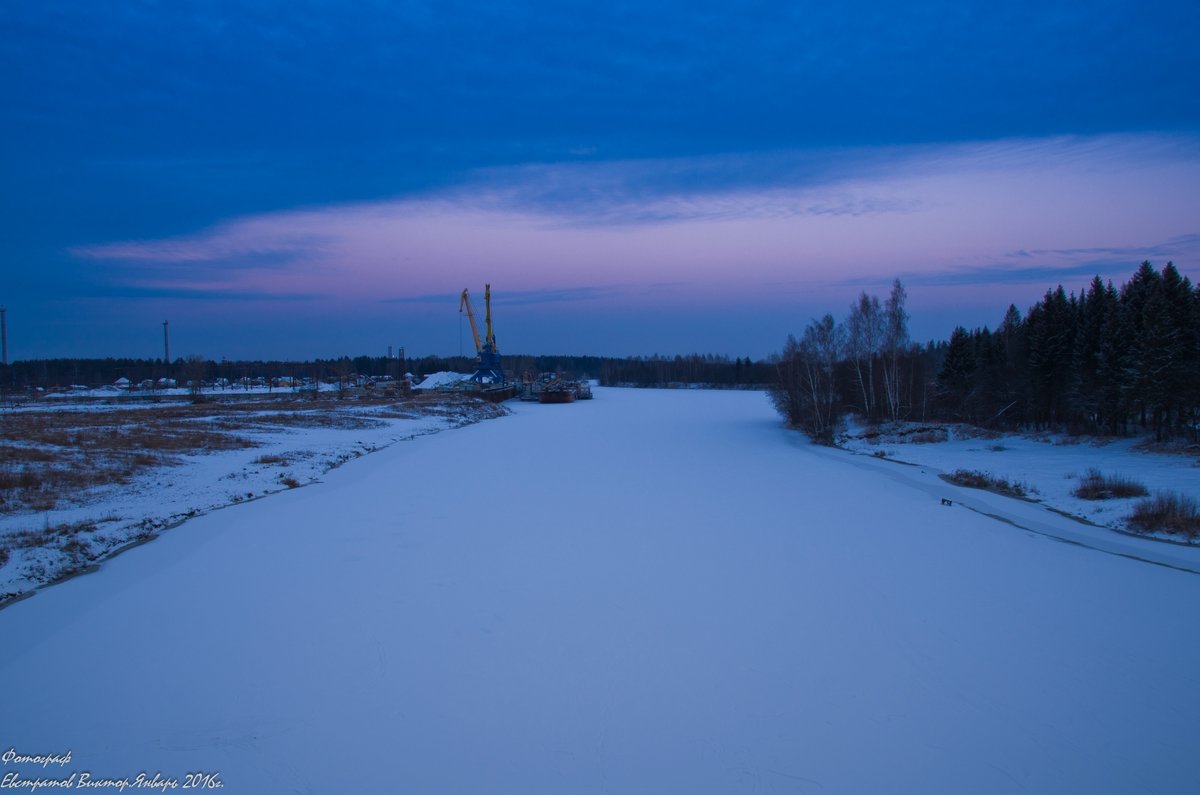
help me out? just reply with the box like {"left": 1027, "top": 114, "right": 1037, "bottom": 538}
{"left": 1, "top": 307, "right": 7, "bottom": 366}
{"left": 163, "top": 320, "right": 170, "bottom": 367}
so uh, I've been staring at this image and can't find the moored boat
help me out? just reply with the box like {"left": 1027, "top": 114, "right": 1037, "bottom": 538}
{"left": 538, "top": 381, "right": 577, "bottom": 403}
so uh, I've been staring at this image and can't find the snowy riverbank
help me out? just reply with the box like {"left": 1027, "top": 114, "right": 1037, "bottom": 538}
{"left": 838, "top": 420, "right": 1200, "bottom": 543}
{"left": 0, "top": 394, "right": 505, "bottom": 603}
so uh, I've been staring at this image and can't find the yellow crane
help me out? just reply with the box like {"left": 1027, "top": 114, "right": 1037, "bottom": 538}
{"left": 458, "top": 284, "right": 504, "bottom": 383}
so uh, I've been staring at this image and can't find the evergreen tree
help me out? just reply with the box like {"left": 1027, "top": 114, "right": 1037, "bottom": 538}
{"left": 1095, "top": 280, "right": 1130, "bottom": 434}
{"left": 1121, "top": 261, "right": 1163, "bottom": 431}
{"left": 1160, "top": 263, "right": 1196, "bottom": 436}
{"left": 1071, "top": 276, "right": 1110, "bottom": 428}
{"left": 937, "top": 326, "right": 976, "bottom": 419}
{"left": 1026, "top": 286, "right": 1076, "bottom": 425}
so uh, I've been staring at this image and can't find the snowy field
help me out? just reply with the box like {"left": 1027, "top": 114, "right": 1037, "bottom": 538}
{"left": 839, "top": 421, "right": 1200, "bottom": 540}
{"left": 0, "top": 395, "right": 503, "bottom": 600}
{"left": 2, "top": 388, "right": 1198, "bottom": 793}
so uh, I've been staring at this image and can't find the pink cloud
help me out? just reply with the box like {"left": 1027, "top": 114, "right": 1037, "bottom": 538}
{"left": 70, "top": 134, "right": 1200, "bottom": 310}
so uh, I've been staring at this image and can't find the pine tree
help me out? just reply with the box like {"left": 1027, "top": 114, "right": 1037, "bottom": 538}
{"left": 937, "top": 326, "right": 976, "bottom": 419}
{"left": 1121, "top": 261, "right": 1164, "bottom": 432}
{"left": 995, "top": 304, "right": 1028, "bottom": 424}
{"left": 1071, "top": 276, "right": 1109, "bottom": 428}
{"left": 1160, "top": 263, "right": 1196, "bottom": 436}
{"left": 1093, "top": 281, "right": 1128, "bottom": 434}
{"left": 1026, "top": 287, "right": 1077, "bottom": 425}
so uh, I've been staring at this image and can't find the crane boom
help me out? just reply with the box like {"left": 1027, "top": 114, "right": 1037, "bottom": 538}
{"left": 459, "top": 288, "right": 483, "bottom": 355}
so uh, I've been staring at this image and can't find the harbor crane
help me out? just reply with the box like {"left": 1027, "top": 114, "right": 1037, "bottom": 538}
{"left": 459, "top": 284, "right": 505, "bottom": 384}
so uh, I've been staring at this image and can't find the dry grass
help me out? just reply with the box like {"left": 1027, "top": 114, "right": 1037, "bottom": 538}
{"left": 0, "top": 405, "right": 257, "bottom": 513}
{"left": 1127, "top": 492, "right": 1200, "bottom": 539}
{"left": 0, "top": 393, "right": 507, "bottom": 581}
{"left": 0, "top": 450, "right": 166, "bottom": 511}
{"left": 1072, "top": 469, "right": 1149, "bottom": 500}
{"left": 210, "top": 411, "right": 386, "bottom": 433}
{"left": 944, "top": 469, "right": 1031, "bottom": 499}
{"left": 2, "top": 519, "right": 99, "bottom": 563}
{"left": 0, "top": 393, "right": 496, "bottom": 516}
{"left": 0, "top": 393, "right": 498, "bottom": 515}
{"left": 1, "top": 518, "right": 107, "bottom": 586}
{"left": 1131, "top": 438, "right": 1200, "bottom": 457}
{"left": 374, "top": 410, "right": 422, "bottom": 420}
{"left": 853, "top": 424, "right": 950, "bottom": 444}
{"left": 253, "top": 454, "right": 289, "bottom": 465}
{"left": 954, "top": 426, "right": 1003, "bottom": 441}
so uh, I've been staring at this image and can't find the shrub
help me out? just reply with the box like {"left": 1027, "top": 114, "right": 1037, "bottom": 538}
{"left": 279, "top": 475, "right": 301, "bottom": 489}
{"left": 1073, "top": 469, "right": 1149, "bottom": 500}
{"left": 944, "top": 469, "right": 1030, "bottom": 498}
{"left": 61, "top": 538, "right": 90, "bottom": 557}
{"left": 254, "top": 454, "right": 289, "bottom": 465}
{"left": 1127, "top": 492, "right": 1200, "bottom": 539}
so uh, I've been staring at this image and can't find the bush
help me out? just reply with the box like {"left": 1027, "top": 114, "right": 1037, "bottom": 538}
{"left": 944, "top": 469, "right": 1030, "bottom": 498}
{"left": 1127, "top": 492, "right": 1200, "bottom": 539}
{"left": 254, "top": 454, "right": 289, "bottom": 465}
{"left": 1073, "top": 469, "right": 1149, "bottom": 500}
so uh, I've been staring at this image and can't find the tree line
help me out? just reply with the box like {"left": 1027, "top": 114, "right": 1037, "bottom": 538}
{"left": 771, "top": 261, "right": 1200, "bottom": 443}
{"left": 0, "top": 352, "right": 772, "bottom": 391}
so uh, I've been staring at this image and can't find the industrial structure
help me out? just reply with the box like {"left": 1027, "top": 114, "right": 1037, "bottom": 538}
{"left": 442, "top": 285, "right": 592, "bottom": 404}
{"left": 459, "top": 285, "right": 505, "bottom": 384}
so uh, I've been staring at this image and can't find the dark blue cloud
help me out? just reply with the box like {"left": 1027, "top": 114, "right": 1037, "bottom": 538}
{"left": 446, "top": 150, "right": 930, "bottom": 226}
{"left": 4, "top": 1, "right": 1197, "bottom": 224}
{"left": 1004, "top": 234, "right": 1200, "bottom": 262}
{"left": 81, "top": 246, "right": 320, "bottom": 275}
{"left": 9, "top": 0, "right": 1198, "bottom": 157}
{"left": 84, "top": 285, "right": 321, "bottom": 302}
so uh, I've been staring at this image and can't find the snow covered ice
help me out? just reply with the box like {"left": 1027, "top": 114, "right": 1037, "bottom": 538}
{"left": 2, "top": 388, "right": 1198, "bottom": 793}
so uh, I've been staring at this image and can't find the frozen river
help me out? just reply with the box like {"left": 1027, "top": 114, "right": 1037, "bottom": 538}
{"left": 3, "top": 388, "right": 1198, "bottom": 793}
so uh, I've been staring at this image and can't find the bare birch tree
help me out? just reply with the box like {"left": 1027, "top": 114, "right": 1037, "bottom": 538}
{"left": 771, "top": 315, "right": 845, "bottom": 443}
{"left": 846, "top": 292, "right": 883, "bottom": 420}
{"left": 883, "top": 279, "right": 909, "bottom": 421}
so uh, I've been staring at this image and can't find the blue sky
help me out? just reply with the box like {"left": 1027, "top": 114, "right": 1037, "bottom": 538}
{"left": 2, "top": 0, "right": 1198, "bottom": 360}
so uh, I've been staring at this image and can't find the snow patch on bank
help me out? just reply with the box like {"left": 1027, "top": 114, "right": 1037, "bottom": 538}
{"left": 413, "top": 371, "right": 473, "bottom": 390}
{"left": 0, "top": 398, "right": 506, "bottom": 603}
{"left": 839, "top": 419, "right": 1200, "bottom": 542}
